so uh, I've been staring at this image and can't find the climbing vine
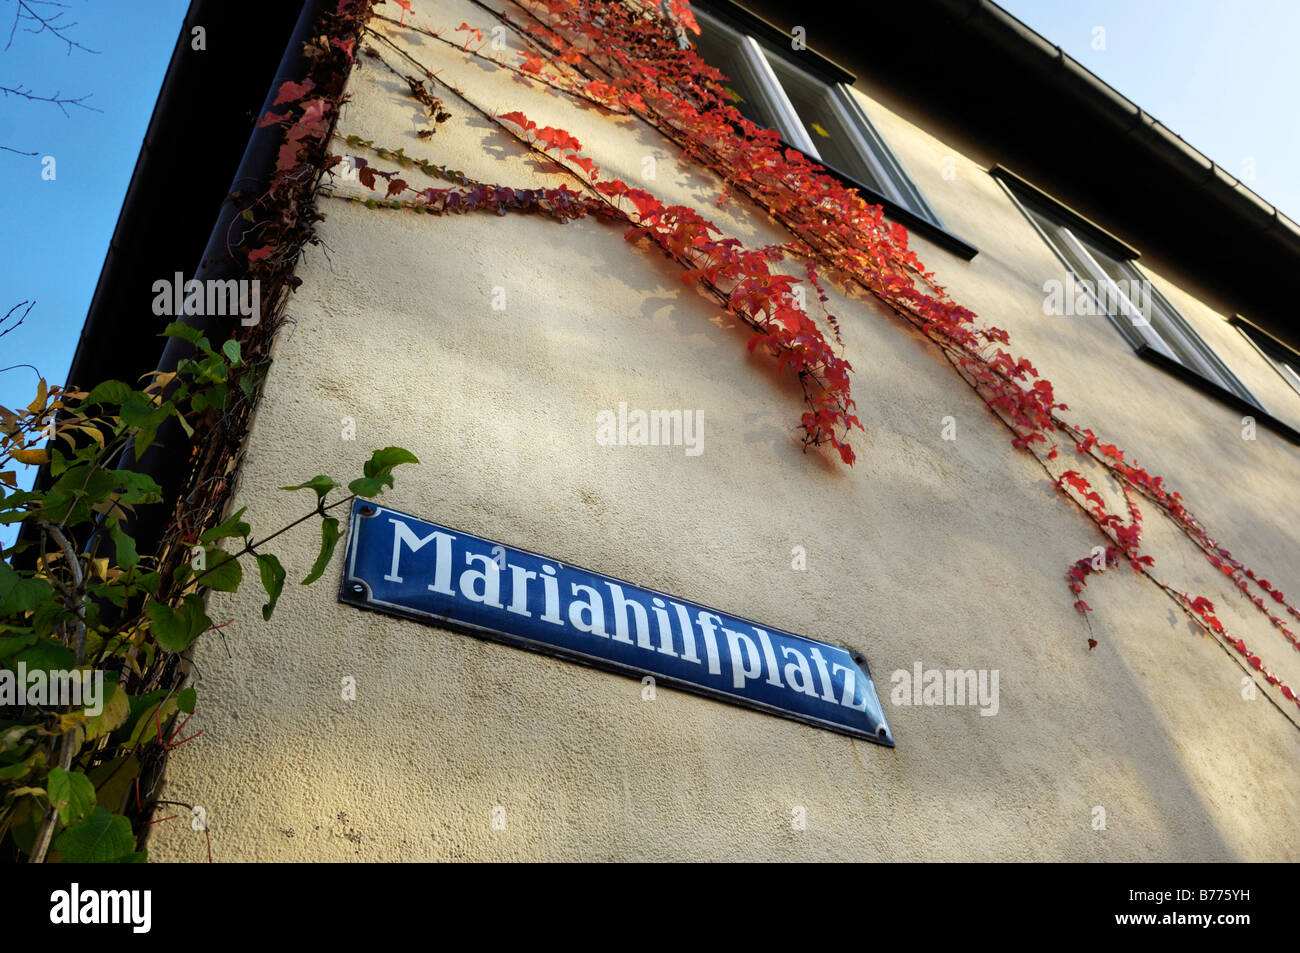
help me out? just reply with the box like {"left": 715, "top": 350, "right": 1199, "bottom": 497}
{"left": 312, "top": 0, "right": 1300, "bottom": 721}
{"left": 0, "top": 318, "right": 418, "bottom": 861}
{"left": 0, "top": 0, "right": 390, "bottom": 862}
{"left": 10, "top": 0, "right": 1290, "bottom": 865}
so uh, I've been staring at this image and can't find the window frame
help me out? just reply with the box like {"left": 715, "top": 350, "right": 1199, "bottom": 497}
{"left": 991, "top": 167, "right": 1300, "bottom": 443}
{"left": 690, "top": 1, "right": 975, "bottom": 260}
{"left": 1231, "top": 315, "right": 1300, "bottom": 400}
{"left": 1042, "top": 220, "right": 1253, "bottom": 399}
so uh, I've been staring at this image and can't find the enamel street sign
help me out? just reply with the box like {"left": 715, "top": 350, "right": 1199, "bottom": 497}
{"left": 338, "top": 500, "right": 894, "bottom": 746}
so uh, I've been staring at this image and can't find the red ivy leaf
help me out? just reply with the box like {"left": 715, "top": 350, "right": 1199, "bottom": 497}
{"left": 273, "top": 79, "right": 315, "bottom": 106}
{"left": 625, "top": 189, "right": 662, "bottom": 219}
{"left": 569, "top": 155, "right": 599, "bottom": 179}
{"left": 276, "top": 141, "right": 302, "bottom": 172}
{"left": 497, "top": 110, "right": 535, "bottom": 132}
{"left": 534, "top": 125, "right": 580, "bottom": 153}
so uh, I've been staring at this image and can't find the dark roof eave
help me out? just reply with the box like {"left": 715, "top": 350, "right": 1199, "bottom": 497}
{"left": 65, "top": 0, "right": 308, "bottom": 396}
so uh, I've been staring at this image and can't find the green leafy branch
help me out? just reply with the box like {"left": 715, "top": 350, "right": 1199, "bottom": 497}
{"left": 0, "top": 322, "right": 417, "bottom": 861}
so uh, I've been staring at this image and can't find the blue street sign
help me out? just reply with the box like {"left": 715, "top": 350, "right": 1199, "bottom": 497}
{"left": 338, "top": 500, "right": 894, "bottom": 746}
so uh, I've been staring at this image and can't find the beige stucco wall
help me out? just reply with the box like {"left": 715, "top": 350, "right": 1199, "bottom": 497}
{"left": 148, "top": 0, "right": 1300, "bottom": 861}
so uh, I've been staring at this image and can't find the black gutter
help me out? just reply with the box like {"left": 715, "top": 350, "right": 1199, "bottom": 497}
{"left": 151, "top": 0, "right": 332, "bottom": 377}
{"left": 945, "top": 0, "right": 1300, "bottom": 258}
{"left": 123, "top": 0, "right": 333, "bottom": 555}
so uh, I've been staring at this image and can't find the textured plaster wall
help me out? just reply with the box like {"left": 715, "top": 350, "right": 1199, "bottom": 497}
{"left": 148, "top": 0, "right": 1300, "bottom": 861}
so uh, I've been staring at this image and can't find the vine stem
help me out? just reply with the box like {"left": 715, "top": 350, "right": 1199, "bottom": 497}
{"left": 191, "top": 492, "right": 357, "bottom": 584}
{"left": 29, "top": 520, "right": 88, "bottom": 863}
{"left": 344, "top": 37, "right": 850, "bottom": 450}
{"left": 103, "top": 492, "right": 360, "bottom": 648}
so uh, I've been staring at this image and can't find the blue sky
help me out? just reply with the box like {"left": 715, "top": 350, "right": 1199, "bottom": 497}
{"left": 1, "top": 0, "right": 187, "bottom": 547}
{"left": 0, "top": 0, "right": 1296, "bottom": 471}
{"left": 1, "top": 0, "right": 188, "bottom": 400}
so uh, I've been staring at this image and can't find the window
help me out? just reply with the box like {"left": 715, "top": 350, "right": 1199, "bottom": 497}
{"left": 1232, "top": 317, "right": 1300, "bottom": 399}
{"left": 692, "top": 5, "right": 942, "bottom": 229}
{"left": 997, "top": 170, "right": 1260, "bottom": 407}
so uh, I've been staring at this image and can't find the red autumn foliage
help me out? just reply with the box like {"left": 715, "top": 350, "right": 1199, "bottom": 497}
{"left": 302, "top": 0, "right": 1300, "bottom": 711}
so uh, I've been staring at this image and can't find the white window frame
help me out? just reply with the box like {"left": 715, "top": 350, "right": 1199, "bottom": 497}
{"left": 999, "top": 176, "right": 1262, "bottom": 408}
{"left": 694, "top": 7, "right": 942, "bottom": 226}
{"left": 1234, "top": 319, "right": 1300, "bottom": 399}
{"left": 737, "top": 35, "right": 819, "bottom": 155}
{"left": 1266, "top": 351, "right": 1300, "bottom": 396}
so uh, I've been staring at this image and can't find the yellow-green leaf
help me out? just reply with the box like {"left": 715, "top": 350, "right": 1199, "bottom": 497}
{"left": 84, "top": 683, "right": 130, "bottom": 741}
{"left": 10, "top": 447, "right": 48, "bottom": 466}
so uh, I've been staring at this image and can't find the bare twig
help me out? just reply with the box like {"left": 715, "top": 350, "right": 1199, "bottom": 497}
{"left": 0, "top": 299, "right": 34, "bottom": 340}
{"left": 6, "top": 0, "right": 99, "bottom": 54}
{"left": 0, "top": 83, "right": 99, "bottom": 116}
